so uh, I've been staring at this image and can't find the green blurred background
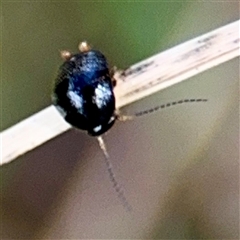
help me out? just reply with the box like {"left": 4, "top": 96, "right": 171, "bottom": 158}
{"left": 1, "top": 1, "right": 239, "bottom": 239}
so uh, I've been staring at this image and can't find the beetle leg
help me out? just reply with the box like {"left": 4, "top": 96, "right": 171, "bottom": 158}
{"left": 115, "top": 109, "right": 133, "bottom": 121}
{"left": 110, "top": 66, "right": 118, "bottom": 87}
{"left": 60, "top": 50, "right": 72, "bottom": 60}
{"left": 117, "top": 115, "right": 133, "bottom": 121}
{"left": 78, "top": 41, "right": 91, "bottom": 52}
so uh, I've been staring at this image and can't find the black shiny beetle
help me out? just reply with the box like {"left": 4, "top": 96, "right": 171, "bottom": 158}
{"left": 53, "top": 42, "right": 133, "bottom": 211}
{"left": 52, "top": 42, "right": 207, "bottom": 211}
{"left": 52, "top": 42, "right": 117, "bottom": 137}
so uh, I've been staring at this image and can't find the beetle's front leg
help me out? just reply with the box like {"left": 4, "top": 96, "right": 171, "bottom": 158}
{"left": 115, "top": 109, "right": 133, "bottom": 122}
{"left": 110, "top": 66, "right": 118, "bottom": 87}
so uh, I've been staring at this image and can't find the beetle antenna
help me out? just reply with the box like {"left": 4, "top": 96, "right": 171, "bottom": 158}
{"left": 135, "top": 98, "right": 208, "bottom": 117}
{"left": 97, "top": 136, "right": 132, "bottom": 212}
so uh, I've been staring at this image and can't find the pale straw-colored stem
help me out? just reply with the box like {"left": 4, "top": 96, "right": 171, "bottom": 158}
{"left": 1, "top": 20, "right": 239, "bottom": 166}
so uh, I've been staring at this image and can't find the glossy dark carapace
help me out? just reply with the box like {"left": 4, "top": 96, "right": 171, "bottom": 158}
{"left": 52, "top": 42, "right": 208, "bottom": 212}
{"left": 52, "top": 42, "right": 116, "bottom": 136}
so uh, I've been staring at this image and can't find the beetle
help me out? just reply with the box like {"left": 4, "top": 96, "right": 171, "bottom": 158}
{"left": 52, "top": 42, "right": 207, "bottom": 211}
{"left": 52, "top": 42, "right": 133, "bottom": 211}
{"left": 52, "top": 42, "right": 117, "bottom": 137}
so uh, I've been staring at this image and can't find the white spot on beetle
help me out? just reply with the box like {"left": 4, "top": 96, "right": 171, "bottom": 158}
{"left": 93, "top": 125, "right": 102, "bottom": 132}
{"left": 67, "top": 90, "right": 83, "bottom": 109}
{"left": 94, "top": 83, "right": 112, "bottom": 108}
